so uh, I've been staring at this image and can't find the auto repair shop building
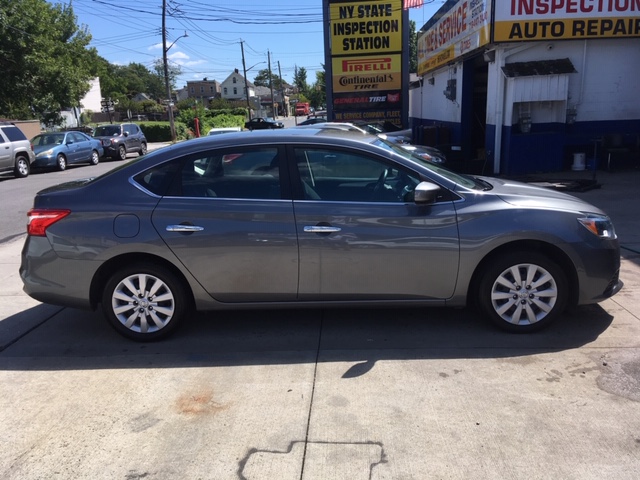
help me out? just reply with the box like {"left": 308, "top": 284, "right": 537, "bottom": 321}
{"left": 411, "top": 0, "right": 640, "bottom": 175}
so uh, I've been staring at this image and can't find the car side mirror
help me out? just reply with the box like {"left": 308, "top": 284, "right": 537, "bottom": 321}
{"left": 123, "top": 132, "right": 129, "bottom": 137}
{"left": 414, "top": 181, "right": 440, "bottom": 205}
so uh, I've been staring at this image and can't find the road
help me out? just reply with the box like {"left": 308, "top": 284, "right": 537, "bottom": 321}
{"left": 0, "top": 154, "right": 142, "bottom": 244}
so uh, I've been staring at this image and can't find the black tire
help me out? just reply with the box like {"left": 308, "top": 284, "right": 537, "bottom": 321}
{"left": 117, "top": 145, "right": 127, "bottom": 160}
{"left": 90, "top": 149, "right": 100, "bottom": 165}
{"left": 102, "top": 264, "right": 187, "bottom": 341}
{"left": 477, "top": 251, "right": 568, "bottom": 333}
{"left": 14, "top": 154, "right": 30, "bottom": 178}
{"left": 56, "top": 153, "right": 67, "bottom": 171}
{"left": 139, "top": 142, "right": 147, "bottom": 156}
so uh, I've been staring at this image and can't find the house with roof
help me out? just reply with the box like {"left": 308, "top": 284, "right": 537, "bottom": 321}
{"left": 186, "top": 78, "right": 221, "bottom": 103}
{"left": 221, "top": 69, "right": 256, "bottom": 101}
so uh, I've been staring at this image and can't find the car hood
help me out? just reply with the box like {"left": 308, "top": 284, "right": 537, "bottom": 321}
{"left": 483, "top": 177, "right": 606, "bottom": 214}
{"left": 33, "top": 144, "right": 57, "bottom": 154}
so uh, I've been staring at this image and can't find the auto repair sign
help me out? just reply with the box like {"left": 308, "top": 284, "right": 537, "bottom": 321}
{"left": 494, "top": 0, "right": 640, "bottom": 41}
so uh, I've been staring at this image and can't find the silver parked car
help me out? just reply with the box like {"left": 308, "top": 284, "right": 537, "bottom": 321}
{"left": 20, "top": 129, "right": 622, "bottom": 341}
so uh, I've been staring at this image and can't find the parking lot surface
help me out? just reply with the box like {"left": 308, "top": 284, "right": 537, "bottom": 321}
{"left": 1, "top": 167, "right": 639, "bottom": 479}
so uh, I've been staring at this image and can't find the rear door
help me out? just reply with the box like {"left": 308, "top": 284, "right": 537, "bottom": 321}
{"left": 151, "top": 144, "right": 299, "bottom": 302}
{"left": 70, "top": 132, "right": 91, "bottom": 163}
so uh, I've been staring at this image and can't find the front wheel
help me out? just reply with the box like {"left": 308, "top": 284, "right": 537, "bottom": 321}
{"left": 117, "top": 145, "right": 127, "bottom": 160}
{"left": 477, "top": 252, "right": 568, "bottom": 333}
{"left": 14, "top": 155, "right": 30, "bottom": 178}
{"left": 56, "top": 154, "right": 67, "bottom": 171}
{"left": 102, "top": 264, "right": 187, "bottom": 341}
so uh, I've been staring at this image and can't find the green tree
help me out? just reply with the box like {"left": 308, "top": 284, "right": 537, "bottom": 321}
{"left": 0, "top": 0, "right": 99, "bottom": 122}
{"left": 409, "top": 20, "right": 418, "bottom": 74}
{"left": 153, "top": 58, "right": 182, "bottom": 96}
{"left": 253, "top": 68, "right": 283, "bottom": 91}
{"left": 293, "top": 66, "right": 309, "bottom": 94}
{"left": 308, "top": 67, "right": 326, "bottom": 109}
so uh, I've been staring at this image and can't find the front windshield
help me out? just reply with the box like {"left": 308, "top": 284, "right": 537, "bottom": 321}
{"left": 94, "top": 125, "right": 121, "bottom": 136}
{"left": 33, "top": 134, "right": 64, "bottom": 146}
{"left": 372, "top": 137, "right": 483, "bottom": 190}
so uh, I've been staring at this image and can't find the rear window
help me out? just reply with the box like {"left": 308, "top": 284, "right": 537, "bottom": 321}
{"left": 133, "top": 160, "right": 182, "bottom": 196}
{"left": 0, "top": 126, "right": 27, "bottom": 142}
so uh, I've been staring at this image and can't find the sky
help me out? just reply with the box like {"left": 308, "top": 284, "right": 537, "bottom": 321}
{"left": 58, "top": 0, "right": 444, "bottom": 89}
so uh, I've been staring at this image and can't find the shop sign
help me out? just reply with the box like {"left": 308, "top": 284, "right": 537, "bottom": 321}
{"left": 494, "top": 0, "right": 640, "bottom": 41}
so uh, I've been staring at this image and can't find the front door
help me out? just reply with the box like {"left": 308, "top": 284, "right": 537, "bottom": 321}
{"left": 291, "top": 146, "right": 460, "bottom": 300}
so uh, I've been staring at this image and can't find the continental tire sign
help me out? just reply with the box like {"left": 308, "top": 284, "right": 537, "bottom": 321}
{"left": 332, "top": 55, "right": 402, "bottom": 92}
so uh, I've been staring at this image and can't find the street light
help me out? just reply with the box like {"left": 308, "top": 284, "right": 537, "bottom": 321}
{"left": 162, "top": 0, "right": 187, "bottom": 142}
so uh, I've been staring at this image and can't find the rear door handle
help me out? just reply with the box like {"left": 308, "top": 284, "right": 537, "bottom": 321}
{"left": 304, "top": 226, "right": 341, "bottom": 233}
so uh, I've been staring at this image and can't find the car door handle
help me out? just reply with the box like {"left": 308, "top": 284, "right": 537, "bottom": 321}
{"left": 304, "top": 226, "right": 342, "bottom": 233}
{"left": 166, "top": 225, "right": 204, "bottom": 232}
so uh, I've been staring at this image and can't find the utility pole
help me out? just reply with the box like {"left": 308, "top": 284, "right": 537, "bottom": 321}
{"left": 277, "top": 61, "right": 287, "bottom": 117}
{"left": 268, "top": 50, "right": 275, "bottom": 119}
{"left": 241, "top": 41, "right": 252, "bottom": 120}
{"left": 162, "top": 0, "right": 176, "bottom": 142}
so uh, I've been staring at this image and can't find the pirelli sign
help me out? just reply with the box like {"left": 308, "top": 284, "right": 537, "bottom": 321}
{"left": 326, "top": 0, "right": 406, "bottom": 124}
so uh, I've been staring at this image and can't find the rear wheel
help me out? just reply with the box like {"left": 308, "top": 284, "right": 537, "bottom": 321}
{"left": 478, "top": 252, "right": 568, "bottom": 332}
{"left": 90, "top": 150, "right": 100, "bottom": 165}
{"left": 102, "top": 264, "right": 187, "bottom": 341}
{"left": 139, "top": 142, "right": 147, "bottom": 156}
{"left": 14, "top": 154, "right": 30, "bottom": 178}
{"left": 56, "top": 154, "right": 67, "bottom": 171}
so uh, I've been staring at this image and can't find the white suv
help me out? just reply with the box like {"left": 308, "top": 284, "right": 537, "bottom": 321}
{"left": 0, "top": 123, "right": 36, "bottom": 178}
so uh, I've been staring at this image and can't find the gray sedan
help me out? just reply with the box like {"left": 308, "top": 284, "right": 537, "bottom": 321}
{"left": 20, "top": 129, "right": 622, "bottom": 340}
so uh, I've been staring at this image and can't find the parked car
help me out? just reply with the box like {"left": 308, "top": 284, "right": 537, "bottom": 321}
{"left": 297, "top": 116, "right": 328, "bottom": 125}
{"left": 21, "top": 129, "right": 622, "bottom": 341}
{"left": 93, "top": 123, "right": 147, "bottom": 160}
{"left": 357, "top": 121, "right": 413, "bottom": 143}
{"left": 244, "top": 117, "right": 284, "bottom": 130}
{"left": 208, "top": 127, "right": 242, "bottom": 136}
{"left": 400, "top": 143, "right": 447, "bottom": 164}
{"left": 295, "top": 122, "right": 368, "bottom": 134}
{"left": 30, "top": 131, "right": 104, "bottom": 171}
{"left": 0, "top": 122, "right": 36, "bottom": 178}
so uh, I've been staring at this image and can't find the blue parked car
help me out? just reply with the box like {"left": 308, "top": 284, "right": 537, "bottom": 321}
{"left": 30, "top": 131, "right": 104, "bottom": 171}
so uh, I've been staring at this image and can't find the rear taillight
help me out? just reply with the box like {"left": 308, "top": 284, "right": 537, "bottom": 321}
{"left": 27, "top": 209, "right": 71, "bottom": 236}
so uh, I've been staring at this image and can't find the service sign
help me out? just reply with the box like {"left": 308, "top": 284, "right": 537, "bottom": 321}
{"left": 330, "top": 0, "right": 403, "bottom": 55}
{"left": 333, "top": 105, "right": 403, "bottom": 123}
{"left": 332, "top": 54, "right": 402, "bottom": 93}
{"left": 494, "top": 1, "right": 640, "bottom": 42}
{"left": 417, "top": 0, "right": 492, "bottom": 76}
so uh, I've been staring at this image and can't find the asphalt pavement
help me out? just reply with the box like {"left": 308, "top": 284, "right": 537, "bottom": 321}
{"left": 0, "top": 141, "right": 639, "bottom": 479}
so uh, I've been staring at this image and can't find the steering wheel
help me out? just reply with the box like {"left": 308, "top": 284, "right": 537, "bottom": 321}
{"left": 372, "top": 168, "right": 389, "bottom": 200}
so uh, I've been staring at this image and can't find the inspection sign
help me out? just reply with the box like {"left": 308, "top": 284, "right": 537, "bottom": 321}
{"left": 494, "top": 0, "right": 640, "bottom": 41}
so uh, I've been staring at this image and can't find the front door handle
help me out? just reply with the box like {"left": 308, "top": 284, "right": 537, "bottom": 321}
{"left": 304, "top": 225, "right": 342, "bottom": 233}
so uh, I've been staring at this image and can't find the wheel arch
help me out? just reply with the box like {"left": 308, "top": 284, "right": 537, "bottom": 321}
{"left": 467, "top": 240, "right": 579, "bottom": 309}
{"left": 90, "top": 252, "right": 195, "bottom": 310}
